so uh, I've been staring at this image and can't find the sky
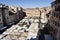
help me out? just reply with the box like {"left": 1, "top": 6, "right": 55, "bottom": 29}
{"left": 0, "top": 0, "right": 54, "bottom": 8}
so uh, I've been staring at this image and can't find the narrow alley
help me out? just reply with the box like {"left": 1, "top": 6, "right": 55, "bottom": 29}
{"left": 0, "top": 0, "right": 60, "bottom": 40}
{"left": 0, "top": 16, "right": 53, "bottom": 40}
{"left": 0, "top": 17, "right": 39, "bottom": 40}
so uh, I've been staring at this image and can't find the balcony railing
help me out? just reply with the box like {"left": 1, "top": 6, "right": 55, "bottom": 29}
{"left": 50, "top": 22, "right": 57, "bottom": 30}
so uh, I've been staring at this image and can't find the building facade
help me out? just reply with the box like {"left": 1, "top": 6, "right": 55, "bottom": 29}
{"left": 24, "top": 8, "right": 40, "bottom": 17}
{"left": 0, "top": 5, "right": 4, "bottom": 27}
{"left": 9, "top": 6, "right": 24, "bottom": 23}
{"left": 0, "top": 4, "right": 9, "bottom": 26}
{"left": 0, "top": 4, "right": 25, "bottom": 28}
{"left": 48, "top": 0, "right": 60, "bottom": 40}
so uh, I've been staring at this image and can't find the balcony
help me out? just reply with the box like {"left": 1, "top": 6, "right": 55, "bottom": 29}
{"left": 53, "top": 10, "right": 59, "bottom": 14}
{"left": 53, "top": 16, "right": 58, "bottom": 22}
{"left": 55, "top": 3, "right": 60, "bottom": 11}
{"left": 52, "top": 11, "right": 59, "bottom": 21}
{"left": 49, "top": 20, "right": 58, "bottom": 30}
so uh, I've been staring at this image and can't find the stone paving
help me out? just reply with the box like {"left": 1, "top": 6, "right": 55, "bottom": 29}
{"left": 0, "top": 17, "right": 39, "bottom": 40}
{"left": 27, "top": 23, "right": 39, "bottom": 40}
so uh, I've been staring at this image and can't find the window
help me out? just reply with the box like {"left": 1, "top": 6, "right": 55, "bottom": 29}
{"left": 53, "top": 20, "right": 55, "bottom": 24}
{"left": 55, "top": 13, "right": 58, "bottom": 18}
{"left": 9, "top": 11, "right": 15, "bottom": 15}
{"left": 0, "top": 19, "right": 1, "bottom": 21}
{"left": 0, "top": 9, "right": 1, "bottom": 13}
{"left": 55, "top": 21, "right": 57, "bottom": 26}
{"left": 53, "top": 13, "right": 55, "bottom": 17}
{"left": 0, "top": 14, "right": 1, "bottom": 17}
{"left": 58, "top": 23, "right": 60, "bottom": 27}
{"left": 59, "top": 14, "right": 60, "bottom": 19}
{"left": 11, "top": 9, "right": 15, "bottom": 12}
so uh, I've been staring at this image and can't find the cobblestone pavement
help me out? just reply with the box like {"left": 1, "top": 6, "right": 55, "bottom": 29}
{"left": 0, "top": 17, "right": 39, "bottom": 40}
